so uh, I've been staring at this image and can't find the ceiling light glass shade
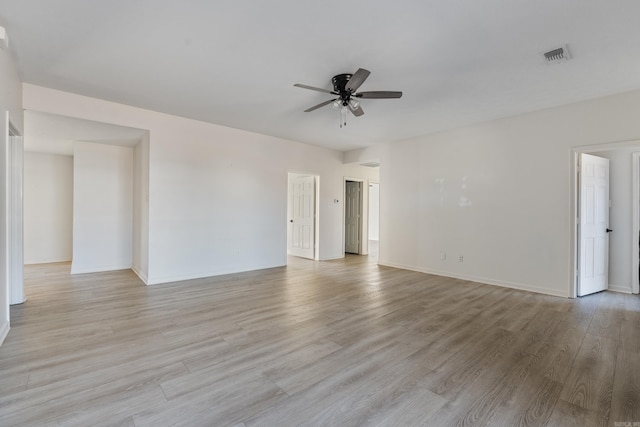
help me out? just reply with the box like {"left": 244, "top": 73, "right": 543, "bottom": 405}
{"left": 348, "top": 99, "right": 359, "bottom": 109}
{"left": 332, "top": 100, "right": 341, "bottom": 110}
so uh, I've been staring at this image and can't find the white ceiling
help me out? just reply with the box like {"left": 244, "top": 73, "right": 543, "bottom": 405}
{"left": 24, "top": 111, "right": 147, "bottom": 156}
{"left": 2, "top": 1, "right": 640, "bottom": 152}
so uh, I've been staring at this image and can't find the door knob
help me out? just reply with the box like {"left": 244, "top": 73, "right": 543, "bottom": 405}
{"left": 606, "top": 228, "right": 613, "bottom": 233}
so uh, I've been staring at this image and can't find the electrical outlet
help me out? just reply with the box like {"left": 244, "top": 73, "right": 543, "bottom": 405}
{"left": 440, "top": 252, "right": 446, "bottom": 261}
{"left": 458, "top": 255, "right": 464, "bottom": 263}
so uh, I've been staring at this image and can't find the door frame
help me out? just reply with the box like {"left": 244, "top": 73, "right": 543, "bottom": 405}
{"left": 343, "top": 177, "right": 365, "bottom": 256}
{"left": 368, "top": 180, "right": 380, "bottom": 242}
{"left": 287, "top": 171, "right": 319, "bottom": 261}
{"left": 632, "top": 152, "right": 640, "bottom": 294}
{"left": 5, "top": 114, "right": 24, "bottom": 306}
{"left": 571, "top": 140, "right": 640, "bottom": 298}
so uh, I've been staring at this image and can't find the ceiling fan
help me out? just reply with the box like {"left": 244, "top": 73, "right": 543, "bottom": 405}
{"left": 294, "top": 68, "right": 402, "bottom": 127}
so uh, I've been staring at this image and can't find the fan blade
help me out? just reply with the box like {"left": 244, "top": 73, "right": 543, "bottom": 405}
{"left": 294, "top": 84, "right": 338, "bottom": 95}
{"left": 345, "top": 68, "right": 371, "bottom": 92}
{"left": 304, "top": 98, "right": 337, "bottom": 112}
{"left": 348, "top": 103, "right": 364, "bottom": 117}
{"left": 355, "top": 91, "right": 403, "bottom": 99}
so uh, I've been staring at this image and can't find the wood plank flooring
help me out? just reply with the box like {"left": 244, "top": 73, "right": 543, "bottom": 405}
{"left": 1, "top": 255, "right": 639, "bottom": 426}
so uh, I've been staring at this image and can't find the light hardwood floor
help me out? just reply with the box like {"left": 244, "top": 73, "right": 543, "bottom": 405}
{"left": 1, "top": 254, "right": 639, "bottom": 426}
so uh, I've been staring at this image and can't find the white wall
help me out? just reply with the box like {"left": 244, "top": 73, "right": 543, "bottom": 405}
{"left": 347, "top": 89, "right": 640, "bottom": 297}
{"left": 23, "top": 151, "right": 73, "bottom": 264}
{"left": 71, "top": 141, "right": 133, "bottom": 274}
{"left": 0, "top": 42, "right": 23, "bottom": 344}
{"left": 596, "top": 148, "right": 639, "bottom": 293}
{"left": 23, "top": 84, "right": 369, "bottom": 285}
{"left": 368, "top": 182, "right": 380, "bottom": 241}
{"left": 132, "top": 133, "right": 150, "bottom": 282}
{"left": 18, "top": 85, "right": 640, "bottom": 301}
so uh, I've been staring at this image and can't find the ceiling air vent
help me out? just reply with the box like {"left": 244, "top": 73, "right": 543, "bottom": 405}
{"left": 360, "top": 162, "right": 380, "bottom": 168}
{"left": 542, "top": 45, "right": 570, "bottom": 64}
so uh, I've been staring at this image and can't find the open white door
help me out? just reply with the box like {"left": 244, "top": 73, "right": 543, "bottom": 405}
{"left": 288, "top": 174, "right": 315, "bottom": 259}
{"left": 578, "top": 153, "right": 610, "bottom": 296}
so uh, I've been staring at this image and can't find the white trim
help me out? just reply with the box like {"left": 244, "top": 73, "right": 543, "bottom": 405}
{"left": 71, "top": 265, "right": 132, "bottom": 275}
{"left": 570, "top": 150, "right": 579, "bottom": 298}
{"left": 24, "top": 257, "right": 72, "bottom": 265}
{"left": 315, "top": 176, "right": 320, "bottom": 261}
{"left": 4, "top": 112, "right": 9, "bottom": 316}
{"left": 319, "top": 255, "right": 343, "bottom": 261}
{"left": 0, "top": 321, "right": 9, "bottom": 346}
{"left": 5, "top": 113, "right": 25, "bottom": 307}
{"left": 573, "top": 139, "right": 640, "bottom": 153}
{"left": 379, "top": 261, "right": 569, "bottom": 298}
{"left": 608, "top": 284, "right": 633, "bottom": 294}
{"left": 633, "top": 152, "right": 640, "bottom": 294}
{"left": 367, "top": 179, "right": 380, "bottom": 247}
{"left": 131, "top": 266, "right": 149, "bottom": 285}
{"left": 147, "top": 263, "right": 286, "bottom": 286}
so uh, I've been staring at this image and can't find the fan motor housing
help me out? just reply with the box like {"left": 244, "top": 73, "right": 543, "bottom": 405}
{"left": 332, "top": 74, "right": 353, "bottom": 105}
{"left": 332, "top": 74, "right": 352, "bottom": 93}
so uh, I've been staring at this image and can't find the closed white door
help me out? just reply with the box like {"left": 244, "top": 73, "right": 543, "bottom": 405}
{"left": 288, "top": 174, "right": 315, "bottom": 259}
{"left": 345, "top": 181, "right": 361, "bottom": 254}
{"left": 578, "top": 153, "right": 610, "bottom": 296}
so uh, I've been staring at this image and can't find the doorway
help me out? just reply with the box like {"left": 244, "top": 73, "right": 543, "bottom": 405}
{"left": 345, "top": 180, "right": 363, "bottom": 255}
{"left": 287, "top": 173, "right": 318, "bottom": 260}
{"left": 22, "top": 111, "right": 148, "bottom": 280}
{"left": 571, "top": 142, "right": 640, "bottom": 297}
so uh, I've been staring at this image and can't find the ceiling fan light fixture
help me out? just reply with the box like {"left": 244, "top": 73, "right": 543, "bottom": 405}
{"left": 294, "top": 68, "right": 402, "bottom": 128}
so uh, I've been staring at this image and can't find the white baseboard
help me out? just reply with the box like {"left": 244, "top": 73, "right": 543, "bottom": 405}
{"left": 131, "top": 266, "right": 149, "bottom": 285}
{"left": 71, "top": 264, "right": 132, "bottom": 275}
{"left": 378, "top": 261, "right": 570, "bottom": 298}
{"left": 0, "top": 321, "right": 9, "bottom": 346}
{"left": 608, "top": 284, "right": 633, "bottom": 294}
{"left": 24, "top": 257, "right": 72, "bottom": 265}
{"left": 320, "top": 255, "right": 344, "bottom": 261}
{"left": 147, "top": 263, "right": 286, "bottom": 286}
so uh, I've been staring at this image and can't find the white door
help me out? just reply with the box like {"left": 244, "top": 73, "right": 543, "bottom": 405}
{"left": 578, "top": 153, "right": 610, "bottom": 296}
{"left": 345, "top": 181, "right": 362, "bottom": 254}
{"left": 288, "top": 174, "right": 315, "bottom": 259}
